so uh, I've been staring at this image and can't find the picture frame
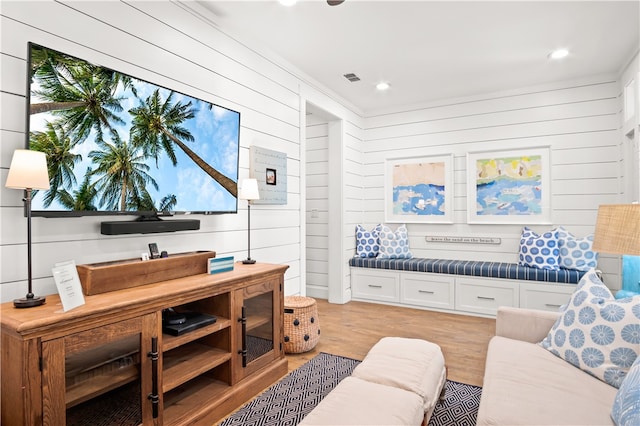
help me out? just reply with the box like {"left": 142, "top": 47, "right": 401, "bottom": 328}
{"left": 266, "top": 168, "right": 277, "bottom": 185}
{"left": 249, "top": 145, "right": 287, "bottom": 205}
{"left": 466, "top": 146, "right": 551, "bottom": 224}
{"left": 384, "top": 154, "right": 454, "bottom": 223}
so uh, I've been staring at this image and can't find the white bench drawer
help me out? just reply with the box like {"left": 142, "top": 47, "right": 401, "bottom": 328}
{"left": 401, "top": 273, "right": 455, "bottom": 310}
{"left": 351, "top": 268, "right": 400, "bottom": 302}
{"left": 455, "top": 278, "right": 518, "bottom": 316}
{"left": 520, "top": 282, "right": 574, "bottom": 312}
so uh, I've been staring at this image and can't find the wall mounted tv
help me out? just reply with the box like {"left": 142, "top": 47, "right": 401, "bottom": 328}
{"left": 25, "top": 42, "right": 240, "bottom": 233}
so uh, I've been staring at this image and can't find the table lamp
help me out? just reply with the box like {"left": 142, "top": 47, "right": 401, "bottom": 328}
{"left": 5, "top": 149, "right": 50, "bottom": 308}
{"left": 592, "top": 204, "right": 640, "bottom": 298}
{"left": 238, "top": 178, "right": 260, "bottom": 264}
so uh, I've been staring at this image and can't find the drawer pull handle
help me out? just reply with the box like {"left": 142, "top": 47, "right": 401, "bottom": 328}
{"left": 368, "top": 284, "right": 383, "bottom": 288}
{"left": 418, "top": 290, "right": 435, "bottom": 294}
{"left": 545, "top": 303, "right": 562, "bottom": 308}
{"left": 477, "top": 296, "right": 495, "bottom": 301}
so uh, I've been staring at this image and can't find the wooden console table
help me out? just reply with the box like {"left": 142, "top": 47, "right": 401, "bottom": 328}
{"left": 1, "top": 261, "right": 289, "bottom": 425}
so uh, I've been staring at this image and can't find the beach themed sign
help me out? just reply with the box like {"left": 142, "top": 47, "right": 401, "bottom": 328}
{"left": 384, "top": 154, "right": 454, "bottom": 223}
{"left": 466, "top": 147, "right": 551, "bottom": 224}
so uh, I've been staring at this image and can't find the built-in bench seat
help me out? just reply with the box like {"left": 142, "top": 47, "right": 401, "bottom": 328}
{"left": 349, "top": 257, "right": 586, "bottom": 317}
{"left": 349, "top": 257, "right": 585, "bottom": 284}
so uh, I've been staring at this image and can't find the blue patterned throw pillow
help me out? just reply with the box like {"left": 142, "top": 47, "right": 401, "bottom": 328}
{"left": 378, "top": 224, "right": 413, "bottom": 259}
{"left": 355, "top": 224, "right": 382, "bottom": 258}
{"left": 518, "top": 227, "right": 560, "bottom": 270}
{"left": 611, "top": 355, "right": 640, "bottom": 425}
{"left": 556, "top": 226, "right": 598, "bottom": 272}
{"left": 539, "top": 269, "right": 640, "bottom": 388}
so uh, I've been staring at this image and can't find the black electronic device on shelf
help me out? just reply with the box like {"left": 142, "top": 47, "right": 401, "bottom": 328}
{"left": 162, "top": 312, "right": 217, "bottom": 336}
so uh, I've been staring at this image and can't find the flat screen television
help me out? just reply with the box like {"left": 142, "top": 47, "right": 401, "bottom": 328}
{"left": 25, "top": 42, "right": 240, "bottom": 227}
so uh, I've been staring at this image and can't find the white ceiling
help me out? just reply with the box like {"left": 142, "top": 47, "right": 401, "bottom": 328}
{"left": 197, "top": 1, "right": 640, "bottom": 114}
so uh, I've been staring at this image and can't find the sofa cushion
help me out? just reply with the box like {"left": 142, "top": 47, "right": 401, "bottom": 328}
{"left": 539, "top": 269, "right": 640, "bottom": 388}
{"left": 477, "top": 336, "right": 617, "bottom": 425}
{"left": 518, "top": 226, "right": 560, "bottom": 270}
{"left": 349, "top": 257, "right": 585, "bottom": 284}
{"left": 378, "top": 224, "right": 413, "bottom": 259}
{"left": 611, "top": 355, "right": 640, "bottom": 426}
{"left": 355, "top": 224, "right": 382, "bottom": 258}
{"left": 299, "top": 376, "right": 424, "bottom": 425}
{"left": 557, "top": 226, "right": 598, "bottom": 272}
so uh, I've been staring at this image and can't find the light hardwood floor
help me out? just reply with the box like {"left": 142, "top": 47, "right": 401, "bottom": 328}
{"left": 285, "top": 299, "right": 496, "bottom": 387}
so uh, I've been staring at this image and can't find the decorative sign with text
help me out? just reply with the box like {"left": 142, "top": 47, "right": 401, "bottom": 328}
{"left": 52, "top": 260, "right": 85, "bottom": 311}
{"left": 425, "top": 236, "right": 502, "bottom": 244}
{"left": 250, "top": 145, "right": 287, "bottom": 205}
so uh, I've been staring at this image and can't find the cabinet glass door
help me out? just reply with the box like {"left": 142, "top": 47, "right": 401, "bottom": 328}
{"left": 42, "top": 315, "right": 157, "bottom": 425}
{"left": 245, "top": 291, "right": 274, "bottom": 364}
{"left": 236, "top": 279, "right": 281, "bottom": 380}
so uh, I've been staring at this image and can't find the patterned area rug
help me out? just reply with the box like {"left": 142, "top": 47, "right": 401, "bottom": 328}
{"left": 219, "top": 352, "right": 482, "bottom": 426}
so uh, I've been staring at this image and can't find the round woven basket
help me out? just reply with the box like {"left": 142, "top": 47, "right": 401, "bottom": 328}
{"left": 283, "top": 296, "right": 320, "bottom": 353}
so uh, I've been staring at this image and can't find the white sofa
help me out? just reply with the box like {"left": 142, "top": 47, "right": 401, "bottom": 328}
{"left": 477, "top": 306, "right": 617, "bottom": 425}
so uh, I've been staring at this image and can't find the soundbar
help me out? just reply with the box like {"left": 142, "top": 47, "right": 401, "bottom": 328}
{"left": 101, "top": 219, "right": 200, "bottom": 235}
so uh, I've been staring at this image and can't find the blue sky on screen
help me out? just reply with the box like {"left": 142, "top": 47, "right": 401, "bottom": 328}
{"left": 30, "top": 73, "right": 240, "bottom": 213}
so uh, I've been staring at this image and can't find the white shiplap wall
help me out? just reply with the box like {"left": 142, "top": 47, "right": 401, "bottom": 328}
{"left": 302, "top": 104, "right": 365, "bottom": 301}
{"left": 1, "top": 0, "right": 636, "bottom": 305}
{"left": 342, "top": 120, "right": 365, "bottom": 298}
{"left": 0, "top": 0, "right": 334, "bottom": 302}
{"left": 305, "top": 114, "right": 329, "bottom": 298}
{"left": 362, "top": 76, "right": 624, "bottom": 289}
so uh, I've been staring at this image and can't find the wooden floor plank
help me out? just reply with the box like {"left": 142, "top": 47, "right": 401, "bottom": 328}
{"left": 285, "top": 299, "right": 495, "bottom": 387}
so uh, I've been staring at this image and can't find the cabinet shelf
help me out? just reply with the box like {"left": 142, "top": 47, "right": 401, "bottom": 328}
{"left": 163, "top": 343, "right": 231, "bottom": 392}
{"left": 247, "top": 315, "right": 270, "bottom": 332}
{"left": 65, "top": 364, "right": 139, "bottom": 408}
{"left": 163, "top": 375, "right": 231, "bottom": 426}
{"left": 162, "top": 317, "right": 231, "bottom": 352}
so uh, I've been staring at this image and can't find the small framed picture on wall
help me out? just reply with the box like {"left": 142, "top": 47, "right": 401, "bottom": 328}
{"left": 266, "top": 168, "right": 277, "bottom": 185}
{"left": 249, "top": 145, "right": 287, "bottom": 205}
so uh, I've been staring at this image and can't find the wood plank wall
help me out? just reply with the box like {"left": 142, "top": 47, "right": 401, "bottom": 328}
{"left": 0, "top": 0, "right": 308, "bottom": 301}
{"left": 305, "top": 114, "right": 330, "bottom": 298}
{"left": 361, "top": 77, "right": 625, "bottom": 289}
{"left": 1, "top": 1, "right": 636, "bottom": 303}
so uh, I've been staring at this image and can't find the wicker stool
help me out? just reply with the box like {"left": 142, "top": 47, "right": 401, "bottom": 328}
{"left": 283, "top": 296, "right": 320, "bottom": 353}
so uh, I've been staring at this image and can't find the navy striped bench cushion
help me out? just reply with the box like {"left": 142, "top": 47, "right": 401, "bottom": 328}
{"left": 349, "top": 257, "right": 585, "bottom": 284}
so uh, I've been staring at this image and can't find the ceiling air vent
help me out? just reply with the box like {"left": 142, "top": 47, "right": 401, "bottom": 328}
{"left": 343, "top": 73, "right": 361, "bottom": 82}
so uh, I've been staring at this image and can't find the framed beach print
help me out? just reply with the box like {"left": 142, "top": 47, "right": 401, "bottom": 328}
{"left": 384, "top": 154, "right": 454, "bottom": 223}
{"left": 466, "top": 147, "right": 551, "bottom": 224}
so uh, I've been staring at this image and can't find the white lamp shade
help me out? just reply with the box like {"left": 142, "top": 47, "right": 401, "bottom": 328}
{"left": 6, "top": 150, "right": 50, "bottom": 190}
{"left": 238, "top": 178, "right": 260, "bottom": 201}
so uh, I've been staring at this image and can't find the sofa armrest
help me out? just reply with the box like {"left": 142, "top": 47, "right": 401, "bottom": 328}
{"left": 495, "top": 306, "right": 560, "bottom": 343}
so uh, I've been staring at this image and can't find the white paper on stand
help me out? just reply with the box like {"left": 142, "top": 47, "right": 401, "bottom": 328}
{"left": 52, "top": 260, "right": 85, "bottom": 312}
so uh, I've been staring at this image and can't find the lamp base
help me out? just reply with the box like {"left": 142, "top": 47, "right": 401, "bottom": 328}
{"left": 14, "top": 295, "right": 46, "bottom": 308}
{"left": 242, "top": 258, "right": 257, "bottom": 265}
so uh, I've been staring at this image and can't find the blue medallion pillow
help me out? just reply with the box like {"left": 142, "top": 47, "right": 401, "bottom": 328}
{"left": 518, "top": 227, "right": 560, "bottom": 270}
{"left": 355, "top": 224, "right": 382, "bottom": 258}
{"left": 539, "top": 269, "right": 640, "bottom": 388}
{"left": 378, "top": 224, "right": 413, "bottom": 259}
{"left": 556, "top": 226, "right": 598, "bottom": 272}
{"left": 611, "top": 355, "right": 640, "bottom": 425}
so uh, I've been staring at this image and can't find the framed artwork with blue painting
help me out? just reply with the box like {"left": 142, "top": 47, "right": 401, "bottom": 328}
{"left": 466, "top": 147, "right": 551, "bottom": 224}
{"left": 384, "top": 154, "right": 454, "bottom": 223}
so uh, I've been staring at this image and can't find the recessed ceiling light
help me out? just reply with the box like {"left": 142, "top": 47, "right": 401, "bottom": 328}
{"left": 376, "top": 82, "right": 390, "bottom": 91}
{"left": 549, "top": 48, "right": 569, "bottom": 60}
{"left": 279, "top": 0, "right": 297, "bottom": 5}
